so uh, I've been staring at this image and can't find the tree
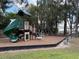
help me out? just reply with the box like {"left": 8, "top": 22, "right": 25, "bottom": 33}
{"left": 28, "top": 4, "right": 38, "bottom": 25}
{"left": 74, "top": 0, "right": 79, "bottom": 36}
{"left": 0, "top": 0, "right": 7, "bottom": 29}
{"left": 57, "top": 0, "right": 75, "bottom": 35}
{"left": 37, "top": 0, "right": 61, "bottom": 35}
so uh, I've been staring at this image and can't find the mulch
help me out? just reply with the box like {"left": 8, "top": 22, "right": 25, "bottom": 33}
{"left": 0, "top": 36, "right": 64, "bottom": 48}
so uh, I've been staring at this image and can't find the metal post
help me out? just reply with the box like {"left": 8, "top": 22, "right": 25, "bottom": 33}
{"left": 24, "top": 21, "right": 30, "bottom": 41}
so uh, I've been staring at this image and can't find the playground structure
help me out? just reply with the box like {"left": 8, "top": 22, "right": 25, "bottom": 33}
{"left": 3, "top": 18, "right": 37, "bottom": 43}
{"left": 2, "top": 0, "right": 40, "bottom": 43}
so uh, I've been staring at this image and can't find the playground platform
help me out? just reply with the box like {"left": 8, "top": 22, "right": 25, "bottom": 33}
{"left": 0, "top": 36, "right": 64, "bottom": 51}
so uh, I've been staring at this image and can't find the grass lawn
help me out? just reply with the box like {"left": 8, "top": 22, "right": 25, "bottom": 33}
{"left": 0, "top": 48, "right": 79, "bottom": 59}
{"left": 0, "top": 38, "right": 79, "bottom": 59}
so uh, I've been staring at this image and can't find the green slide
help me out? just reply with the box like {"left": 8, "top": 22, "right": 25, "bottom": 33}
{"left": 3, "top": 19, "right": 23, "bottom": 43}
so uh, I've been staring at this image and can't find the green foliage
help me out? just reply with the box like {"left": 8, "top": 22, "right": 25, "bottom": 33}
{"left": 0, "top": 16, "right": 10, "bottom": 29}
{"left": 28, "top": 4, "right": 38, "bottom": 25}
{"left": 37, "top": 0, "right": 75, "bottom": 35}
{"left": 0, "top": 0, "right": 8, "bottom": 29}
{"left": 0, "top": 0, "right": 6, "bottom": 2}
{"left": 0, "top": 13, "right": 21, "bottom": 29}
{"left": 6, "top": 13, "right": 20, "bottom": 19}
{"left": 37, "top": 0, "right": 61, "bottom": 35}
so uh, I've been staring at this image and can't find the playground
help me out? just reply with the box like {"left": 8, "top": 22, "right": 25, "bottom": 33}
{"left": 0, "top": 0, "right": 79, "bottom": 59}
{"left": 0, "top": 0, "right": 66, "bottom": 51}
{"left": 0, "top": 36, "right": 64, "bottom": 51}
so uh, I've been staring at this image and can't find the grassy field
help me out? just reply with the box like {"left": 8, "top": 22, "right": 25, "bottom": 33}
{"left": 0, "top": 38, "right": 79, "bottom": 59}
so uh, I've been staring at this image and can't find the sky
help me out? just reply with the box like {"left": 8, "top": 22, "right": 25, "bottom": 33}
{"left": 5, "top": 0, "right": 37, "bottom": 13}
{"left": 28, "top": 0, "right": 37, "bottom": 5}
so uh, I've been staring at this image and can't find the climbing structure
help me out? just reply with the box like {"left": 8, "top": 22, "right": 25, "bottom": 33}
{"left": 3, "top": 0, "right": 37, "bottom": 42}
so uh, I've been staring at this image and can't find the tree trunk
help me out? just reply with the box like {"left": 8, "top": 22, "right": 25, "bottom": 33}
{"left": 55, "top": 17, "right": 58, "bottom": 35}
{"left": 75, "top": 18, "right": 78, "bottom": 37}
{"left": 0, "top": 2, "right": 1, "bottom": 8}
{"left": 64, "top": 13, "right": 67, "bottom": 36}
{"left": 70, "top": 15, "right": 73, "bottom": 36}
{"left": 75, "top": 0, "right": 79, "bottom": 37}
